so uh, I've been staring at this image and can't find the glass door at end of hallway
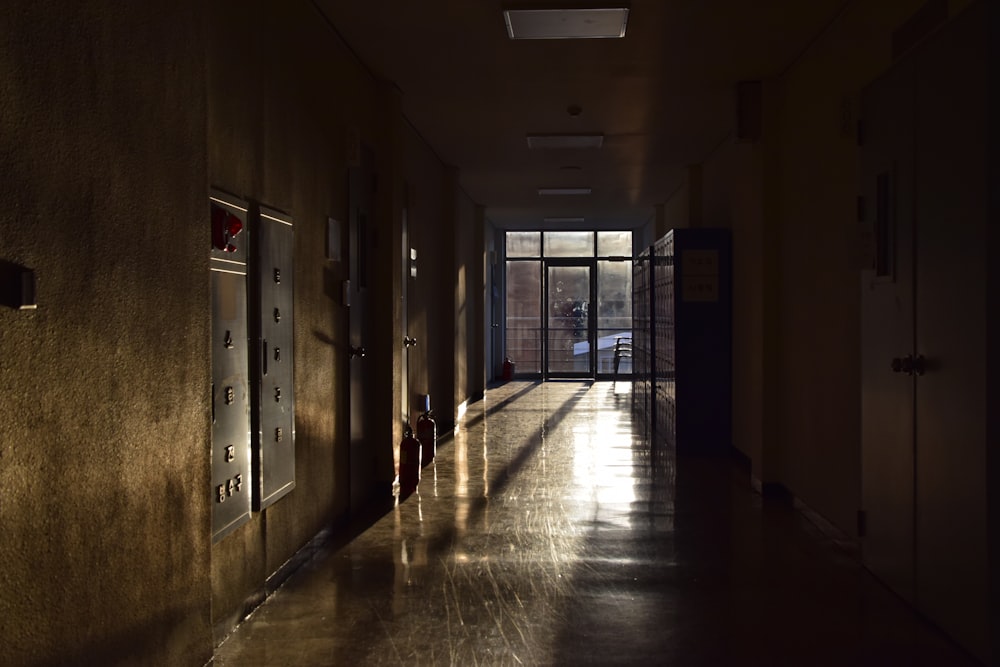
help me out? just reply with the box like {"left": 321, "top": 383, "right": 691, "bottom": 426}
{"left": 545, "top": 263, "right": 594, "bottom": 378}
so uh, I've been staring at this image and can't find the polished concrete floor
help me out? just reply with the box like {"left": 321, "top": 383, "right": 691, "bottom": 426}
{"left": 214, "top": 381, "right": 978, "bottom": 666}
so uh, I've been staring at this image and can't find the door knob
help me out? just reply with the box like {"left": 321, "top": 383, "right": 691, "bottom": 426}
{"left": 890, "top": 354, "right": 925, "bottom": 376}
{"left": 350, "top": 346, "right": 366, "bottom": 359}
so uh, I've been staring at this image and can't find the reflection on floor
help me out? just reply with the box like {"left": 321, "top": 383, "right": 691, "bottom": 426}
{"left": 214, "top": 381, "right": 978, "bottom": 666}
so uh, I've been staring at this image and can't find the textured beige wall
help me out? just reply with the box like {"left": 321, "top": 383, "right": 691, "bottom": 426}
{"left": 696, "top": 1, "right": 957, "bottom": 541}
{"left": 770, "top": 0, "right": 930, "bottom": 534}
{"left": 0, "top": 0, "right": 480, "bottom": 663}
{"left": 453, "top": 190, "right": 478, "bottom": 414}
{"left": 701, "top": 141, "right": 766, "bottom": 475}
{"left": 470, "top": 205, "right": 486, "bottom": 400}
{"left": 205, "top": 0, "right": 485, "bottom": 638}
{"left": 205, "top": 0, "right": 397, "bottom": 636}
{"left": 0, "top": 2, "right": 212, "bottom": 665}
{"left": 403, "top": 125, "right": 452, "bottom": 429}
{"left": 659, "top": 180, "right": 690, "bottom": 235}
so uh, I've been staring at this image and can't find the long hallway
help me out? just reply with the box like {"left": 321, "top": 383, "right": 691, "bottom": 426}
{"left": 214, "top": 382, "right": 976, "bottom": 666}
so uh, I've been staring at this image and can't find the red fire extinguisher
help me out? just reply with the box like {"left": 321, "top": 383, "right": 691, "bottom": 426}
{"left": 502, "top": 356, "right": 515, "bottom": 382}
{"left": 417, "top": 409, "right": 436, "bottom": 467}
{"left": 399, "top": 423, "right": 421, "bottom": 498}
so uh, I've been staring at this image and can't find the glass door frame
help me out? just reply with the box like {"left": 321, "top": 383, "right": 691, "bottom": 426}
{"left": 502, "top": 230, "right": 634, "bottom": 381}
{"left": 543, "top": 258, "right": 597, "bottom": 379}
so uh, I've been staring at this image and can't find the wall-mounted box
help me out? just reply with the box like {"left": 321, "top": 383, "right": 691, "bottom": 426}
{"left": 209, "top": 191, "right": 253, "bottom": 542}
{"left": 250, "top": 205, "right": 295, "bottom": 510}
{"left": 0, "top": 263, "right": 37, "bottom": 310}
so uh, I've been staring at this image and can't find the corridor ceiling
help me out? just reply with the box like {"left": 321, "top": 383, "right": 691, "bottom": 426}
{"left": 315, "top": 0, "right": 847, "bottom": 230}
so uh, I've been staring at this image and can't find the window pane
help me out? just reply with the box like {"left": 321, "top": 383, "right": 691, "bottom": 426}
{"left": 597, "top": 261, "right": 632, "bottom": 375}
{"left": 543, "top": 231, "right": 593, "bottom": 257}
{"left": 506, "top": 231, "right": 541, "bottom": 258}
{"left": 505, "top": 261, "right": 541, "bottom": 374}
{"left": 597, "top": 231, "right": 632, "bottom": 257}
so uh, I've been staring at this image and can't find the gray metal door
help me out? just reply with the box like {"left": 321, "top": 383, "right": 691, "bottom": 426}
{"left": 348, "top": 147, "right": 375, "bottom": 512}
{"left": 210, "top": 192, "right": 252, "bottom": 542}
{"left": 252, "top": 205, "right": 295, "bottom": 510}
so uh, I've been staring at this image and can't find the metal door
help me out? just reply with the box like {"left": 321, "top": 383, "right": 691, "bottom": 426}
{"left": 252, "top": 205, "right": 295, "bottom": 510}
{"left": 348, "top": 147, "right": 375, "bottom": 513}
{"left": 209, "top": 192, "right": 253, "bottom": 542}
{"left": 860, "top": 58, "right": 916, "bottom": 603}
{"left": 401, "top": 205, "right": 415, "bottom": 426}
{"left": 544, "top": 261, "right": 595, "bottom": 378}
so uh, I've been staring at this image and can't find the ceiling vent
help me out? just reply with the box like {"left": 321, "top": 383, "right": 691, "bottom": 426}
{"left": 504, "top": 8, "right": 630, "bottom": 40}
{"left": 538, "top": 187, "right": 592, "bottom": 196}
{"left": 527, "top": 134, "right": 604, "bottom": 149}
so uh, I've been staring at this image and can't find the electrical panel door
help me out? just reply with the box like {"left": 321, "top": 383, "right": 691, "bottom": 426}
{"left": 252, "top": 205, "right": 295, "bottom": 509}
{"left": 210, "top": 192, "right": 252, "bottom": 542}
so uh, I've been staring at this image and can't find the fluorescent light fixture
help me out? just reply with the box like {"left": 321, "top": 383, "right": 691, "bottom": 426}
{"left": 527, "top": 134, "right": 604, "bottom": 149}
{"left": 538, "top": 187, "right": 592, "bottom": 196}
{"left": 544, "top": 217, "right": 586, "bottom": 223}
{"left": 504, "top": 8, "right": 630, "bottom": 39}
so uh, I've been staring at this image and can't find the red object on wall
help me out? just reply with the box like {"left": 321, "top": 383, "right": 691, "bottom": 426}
{"left": 399, "top": 425, "right": 421, "bottom": 498}
{"left": 211, "top": 204, "right": 244, "bottom": 253}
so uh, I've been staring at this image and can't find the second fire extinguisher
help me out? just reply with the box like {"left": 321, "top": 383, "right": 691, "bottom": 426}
{"left": 502, "top": 356, "right": 515, "bottom": 382}
{"left": 417, "top": 407, "right": 436, "bottom": 467}
{"left": 399, "top": 423, "right": 421, "bottom": 498}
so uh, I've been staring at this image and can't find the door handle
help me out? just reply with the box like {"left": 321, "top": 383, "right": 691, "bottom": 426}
{"left": 350, "top": 346, "right": 366, "bottom": 359}
{"left": 403, "top": 336, "right": 417, "bottom": 348}
{"left": 890, "top": 354, "right": 925, "bottom": 376}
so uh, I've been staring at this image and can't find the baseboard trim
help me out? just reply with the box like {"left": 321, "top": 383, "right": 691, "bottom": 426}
{"left": 793, "top": 496, "right": 860, "bottom": 556}
{"left": 739, "top": 448, "right": 858, "bottom": 555}
{"left": 761, "top": 481, "right": 794, "bottom": 505}
{"left": 213, "top": 523, "right": 342, "bottom": 649}
{"left": 729, "top": 445, "right": 752, "bottom": 471}
{"left": 750, "top": 478, "right": 859, "bottom": 555}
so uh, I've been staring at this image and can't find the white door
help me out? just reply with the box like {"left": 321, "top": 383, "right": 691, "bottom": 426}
{"left": 912, "top": 11, "right": 988, "bottom": 657}
{"left": 860, "top": 57, "right": 916, "bottom": 604}
{"left": 861, "top": 6, "right": 990, "bottom": 660}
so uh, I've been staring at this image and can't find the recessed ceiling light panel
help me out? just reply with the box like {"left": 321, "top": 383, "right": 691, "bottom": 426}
{"left": 538, "top": 187, "right": 592, "bottom": 196}
{"left": 504, "top": 8, "right": 630, "bottom": 40}
{"left": 527, "top": 134, "right": 604, "bottom": 149}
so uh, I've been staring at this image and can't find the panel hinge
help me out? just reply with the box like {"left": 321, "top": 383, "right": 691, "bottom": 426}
{"left": 857, "top": 510, "right": 867, "bottom": 537}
